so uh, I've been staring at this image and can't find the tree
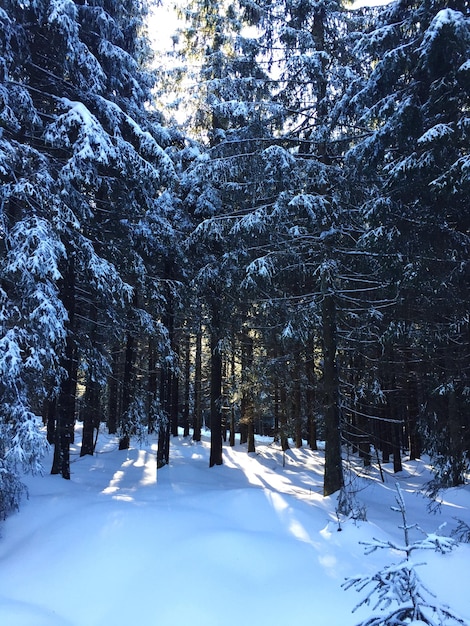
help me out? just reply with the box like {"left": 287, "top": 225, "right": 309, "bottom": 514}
{"left": 0, "top": 0, "right": 179, "bottom": 491}
{"left": 346, "top": 0, "right": 470, "bottom": 487}
{"left": 343, "top": 484, "right": 467, "bottom": 626}
{"left": 0, "top": 7, "right": 68, "bottom": 511}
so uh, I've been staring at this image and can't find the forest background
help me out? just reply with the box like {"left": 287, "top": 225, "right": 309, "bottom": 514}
{"left": 0, "top": 0, "right": 468, "bottom": 520}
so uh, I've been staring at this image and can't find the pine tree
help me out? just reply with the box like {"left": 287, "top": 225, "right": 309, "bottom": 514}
{"left": 0, "top": 0, "right": 179, "bottom": 491}
{"left": 343, "top": 484, "right": 467, "bottom": 626}
{"left": 346, "top": 0, "right": 470, "bottom": 487}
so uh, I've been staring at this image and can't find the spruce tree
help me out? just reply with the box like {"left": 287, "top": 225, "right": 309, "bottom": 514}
{"left": 0, "top": 0, "right": 178, "bottom": 490}
{"left": 346, "top": 0, "right": 470, "bottom": 487}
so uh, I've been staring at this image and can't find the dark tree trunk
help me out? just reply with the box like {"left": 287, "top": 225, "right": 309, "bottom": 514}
{"left": 293, "top": 372, "right": 302, "bottom": 449}
{"left": 51, "top": 257, "right": 78, "bottom": 480}
{"left": 45, "top": 398, "right": 57, "bottom": 445}
{"left": 118, "top": 329, "right": 136, "bottom": 450}
{"left": 306, "top": 353, "right": 318, "bottom": 450}
{"left": 229, "top": 337, "right": 236, "bottom": 447}
{"left": 157, "top": 364, "right": 171, "bottom": 469}
{"left": 80, "top": 377, "right": 100, "bottom": 457}
{"left": 273, "top": 377, "right": 280, "bottom": 443}
{"left": 193, "top": 323, "right": 202, "bottom": 442}
{"left": 80, "top": 304, "right": 100, "bottom": 457}
{"left": 107, "top": 345, "right": 121, "bottom": 435}
{"left": 392, "top": 422, "right": 403, "bottom": 473}
{"left": 147, "top": 338, "right": 158, "bottom": 433}
{"left": 405, "top": 362, "right": 421, "bottom": 460}
{"left": 170, "top": 365, "right": 179, "bottom": 438}
{"left": 209, "top": 324, "right": 223, "bottom": 467}
{"left": 279, "top": 384, "right": 290, "bottom": 452}
{"left": 322, "top": 291, "right": 343, "bottom": 497}
{"left": 241, "top": 329, "right": 255, "bottom": 454}
{"left": 183, "top": 333, "right": 191, "bottom": 437}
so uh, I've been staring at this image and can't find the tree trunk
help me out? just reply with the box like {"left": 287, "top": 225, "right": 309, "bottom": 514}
{"left": 306, "top": 352, "right": 318, "bottom": 450}
{"left": 183, "top": 332, "right": 191, "bottom": 437}
{"left": 209, "top": 324, "right": 223, "bottom": 467}
{"left": 405, "top": 367, "right": 421, "bottom": 460}
{"left": 107, "top": 345, "right": 121, "bottom": 434}
{"left": 241, "top": 329, "right": 255, "bottom": 454}
{"left": 392, "top": 422, "right": 403, "bottom": 473}
{"left": 80, "top": 376, "right": 100, "bottom": 457}
{"left": 193, "top": 322, "right": 203, "bottom": 441}
{"left": 157, "top": 364, "right": 171, "bottom": 469}
{"left": 229, "top": 337, "right": 236, "bottom": 447}
{"left": 279, "top": 384, "right": 290, "bottom": 452}
{"left": 80, "top": 304, "right": 100, "bottom": 457}
{"left": 147, "top": 338, "right": 158, "bottom": 433}
{"left": 118, "top": 329, "right": 135, "bottom": 450}
{"left": 322, "top": 290, "right": 343, "bottom": 496}
{"left": 51, "top": 257, "right": 77, "bottom": 480}
{"left": 293, "top": 372, "right": 302, "bottom": 449}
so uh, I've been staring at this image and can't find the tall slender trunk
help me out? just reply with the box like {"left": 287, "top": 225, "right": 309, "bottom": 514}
{"left": 157, "top": 263, "right": 176, "bottom": 467}
{"left": 183, "top": 332, "right": 191, "bottom": 437}
{"left": 81, "top": 376, "right": 100, "bottom": 457}
{"left": 229, "top": 335, "right": 236, "bottom": 447}
{"left": 80, "top": 304, "right": 100, "bottom": 457}
{"left": 147, "top": 338, "right": 158, "bottom": 433}
{"left": 157, "top": 365, "right": 171, "bottom": 469}
{"left": 293, "top": 369, "right": 302, "bottom": 449}
{"left": 107, "top": 345, "right": 121, "bottom": 434}
{"left": 209, "top": 317, "right": 223, "bottom": 467}
{"left": 322, "top": 290, "right": 343, "bottom": 496}
{"left": 51, "top": 257, "right": 77, "bottom": 479}
{"left": 241, "top": 329, "right": 255, "bottom": 454}
{"left": 405, "top": 351, "right": 421, "bottom": 460}
{"left": 193, "top": 322, "right": 202, "bottom": 441}
{"left": 305, "top": 344, "right": 317, "bottom": 450}
{"left": 279, "top": 384, "right": 290, "bottom": 452}
{"left": 118, "top": 329, "right": 135, "bottom": 450}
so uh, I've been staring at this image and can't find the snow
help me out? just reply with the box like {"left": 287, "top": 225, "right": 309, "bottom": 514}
{"left": 0, "top": 428, "right": 469, "bottom": 626}
{"left": 417, "top": 124, "right": 454, "bottom": 145}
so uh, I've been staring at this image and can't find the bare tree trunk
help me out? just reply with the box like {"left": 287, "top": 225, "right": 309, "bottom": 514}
{"left": 118, "top": 329, "right": 135, "bottom": 450}
{"left": 81, "top": 376, "right": 100, "bottom": 457}
{"left": 293, "top": 370, "right": 302, "bottom": 449}
{"left": 183, "top": 332, "right": 191, "bottom": 437}
{"left": 306, "top": 351, "right": 318, "bottom": 450}
{"left": 241, "top": 329, "right": 255, "bottom": 454}
{"left": 193, "top": 322, "right": 202, "bottom": 442}
{"left": 107, "top": 345, "right": 121, "bottom": 435}
{"left": 322, "top": 290, "right": 343, "bottom": 497}
{"left": 51, "top": 257, "right": 77, "bottom": 479}
{"left": 279, "top": 384, "right": 290, "bottom": 452}
{"left": 209, "top": 322, "right": 223, "bottom": 467}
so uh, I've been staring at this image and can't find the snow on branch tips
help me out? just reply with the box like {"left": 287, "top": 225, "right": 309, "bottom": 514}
{"left": 343, "top": 484, "right": 468, "bottom": 626}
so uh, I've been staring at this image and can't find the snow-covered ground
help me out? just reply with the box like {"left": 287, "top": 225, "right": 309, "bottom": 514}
{"left": 0, "top": 428, "right": 469, "bottom": 626}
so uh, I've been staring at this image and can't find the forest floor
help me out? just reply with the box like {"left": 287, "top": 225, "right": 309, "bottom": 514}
{"left": 0, "top": 427, "right": 469, "bottom": 625}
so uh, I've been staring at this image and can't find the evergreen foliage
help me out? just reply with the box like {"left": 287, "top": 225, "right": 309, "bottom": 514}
{"left": 343, "top": 484, "right": 467, "bottom": 626}
{"left": 0, "top": 0, "right": 468, "bottom": 517}
{"left": 0, "top": 0, "right": 180, "bottom": 509}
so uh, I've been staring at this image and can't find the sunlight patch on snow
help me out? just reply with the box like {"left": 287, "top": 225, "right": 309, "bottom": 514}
{"left": 139, "top": 452, "right": 157, "bottom": 487}
{"left": 318, "top": 552, "right": 339, "bottom": 572}
{"left": 132, "top": 450, "right": 147, "bottom": 468}
{"left": 268, "top": 492, "right": 313, "bottom": 544}
{"left": 268, "top": 490, "right": 289, "bottom": 515}
{"left": 102, "top": 469, "right": 124, "bottom": 495}
{"left": 289, "top": 518, "right": 312, "bottom": 544}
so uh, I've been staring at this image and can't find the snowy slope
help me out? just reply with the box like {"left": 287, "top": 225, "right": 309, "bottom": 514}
{"left": 0, "top": 429, "right": 468, "bottom": 626}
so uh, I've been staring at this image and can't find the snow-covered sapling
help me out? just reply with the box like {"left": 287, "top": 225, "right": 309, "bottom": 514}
{"left": 342, "top": 483, "right": 468, "bottom": 626}
{"left": 452, "top": 519, "right": 470, "bottom": 544}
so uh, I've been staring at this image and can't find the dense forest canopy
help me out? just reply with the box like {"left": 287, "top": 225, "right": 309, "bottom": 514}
{"left": 0, "top": 0, "right": 468, "bottom": 518}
